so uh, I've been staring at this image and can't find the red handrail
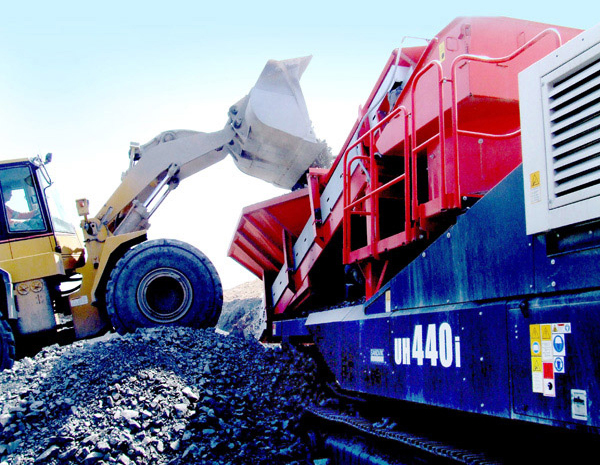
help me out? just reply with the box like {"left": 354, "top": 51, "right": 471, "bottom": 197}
{"left": 449, "top": 28, "right": 563, "bottom": 206}
{"left": 342, "top": 105, "right": 410, "bottom": 262}
{"left": 341, "top": 27, "right": 564, "bottom": 266}
{"left": 410, "top": 59, "right": 447, "bottom": 213}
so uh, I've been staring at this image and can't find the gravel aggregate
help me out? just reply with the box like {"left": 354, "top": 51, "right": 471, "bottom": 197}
{"left": 0, "top": 327, "right": 324, "bottom": 465}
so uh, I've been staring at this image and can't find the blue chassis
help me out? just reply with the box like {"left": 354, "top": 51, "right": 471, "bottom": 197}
{"left": 276, "top": 165, "right": 600, "bottom": 431}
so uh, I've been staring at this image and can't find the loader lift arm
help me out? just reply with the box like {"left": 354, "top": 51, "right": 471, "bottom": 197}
{"left": 87, "top": 128, "right": 234, "bottom": 238}
{"left": 70, "top": 56, "right": 327, "bottom": 338}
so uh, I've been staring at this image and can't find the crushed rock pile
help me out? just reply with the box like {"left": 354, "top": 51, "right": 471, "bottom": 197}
{"left": 0, "top": 327, "right": 326, "bottom": 465}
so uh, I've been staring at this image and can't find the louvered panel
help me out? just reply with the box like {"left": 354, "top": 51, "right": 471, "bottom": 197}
{"left": 554, "top": 169, "right": 600, "bottom": 195}
{"left": 551, "top": 131, "right": 600, "bottom": 159}
{"left": 550, "top": 114, "right": 600, "bottom": 146}
{"left": 554, "top": 154, "right": 600, "bottom": 182}
{"left": 548, "top": 58, "right": 600, "bottom": 99}
{"left": 554, "top": 144, "right": 600, "bottom": 170}
{"left": 550, "top": 101, "right": 600, "bottom": 133}
{"left": 520, "top": 23, "right": 600, "bottom": 235}
{"left": 548, "top": 87, "right": 600, "bottom": 122}
{"left": 545, "top": 47, "right": 600, "bottom": 205}
{"left": 549, "top": 77, "right": 600, "bottom": 113}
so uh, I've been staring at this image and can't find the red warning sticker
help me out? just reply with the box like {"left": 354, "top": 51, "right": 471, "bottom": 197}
{"left": 543, "top": 362, "right": 556, "bottom": 397}
{"left": 543, "top": 362, "right": 554, "bottom": 379}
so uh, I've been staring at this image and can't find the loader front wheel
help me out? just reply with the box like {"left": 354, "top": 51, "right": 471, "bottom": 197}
{"left": 0, "top": 318, "right": 15, "bottom": 370}
{"left": 106, "top": 239, "right": 223, "bottom": 335}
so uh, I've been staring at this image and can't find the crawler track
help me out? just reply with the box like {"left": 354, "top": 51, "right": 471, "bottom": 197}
{"left": 303, "top": 396, "right": 600, "bottom": 465}
{"left": 305, "top": 405, "right": 502, "bottom": 465}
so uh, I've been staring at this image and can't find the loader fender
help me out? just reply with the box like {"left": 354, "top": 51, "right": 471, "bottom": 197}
{"left": 105, "top": 239, "right": 223, "bottom": 334}
{"left": 71, "top": 231, "right": 147, "bottom": 339}
{"left": 89, "top": 230, "right": 148, "bottom": 301}
{"left": 0, "top": 268, "right": 16, "bottom": 320}
{"left": 0, "top": 318, "right": 15, "bottom": 370}
{"left": 0, "top": 268, "right": 15, "bottom": 369}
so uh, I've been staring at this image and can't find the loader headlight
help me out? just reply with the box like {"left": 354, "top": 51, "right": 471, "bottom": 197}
{"left": 15, "top": 280, "right": 44, "bottom": 295}
{"left": 16, "top": 282, "right": 29, "bottom": 295}
{"left": 30, "top": 280, "right": 44, "bottom": 293}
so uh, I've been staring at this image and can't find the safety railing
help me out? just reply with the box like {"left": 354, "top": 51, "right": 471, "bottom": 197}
{"left": 342, "top": 27, "right": 564, "bottom": 266}
{"left": 449, "top": 28, "right": 563, "bottom": 203}
{"left": 410, "top": 59, "right": 447, "bottom": 214}
{"left": 342, "top": 105, "right": 411, "bottom": 263}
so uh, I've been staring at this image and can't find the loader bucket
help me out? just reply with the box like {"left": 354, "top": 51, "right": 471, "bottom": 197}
{"left": 227, "top": 56, "right": 327, "bottom": 190}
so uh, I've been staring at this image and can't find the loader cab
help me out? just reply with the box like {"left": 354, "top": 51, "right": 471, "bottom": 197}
{"left": 0, "top": 159, "right": 82, "bottom": 273}
{"left": 0, "top": 164, "right": 48, "bottom": 236}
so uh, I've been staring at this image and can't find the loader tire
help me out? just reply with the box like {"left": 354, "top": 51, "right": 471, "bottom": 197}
{"left": 106, "top": 239, "right": 223, "bottom": 335}
{"left": 0, "top": 318, "right": 15, "bottom": 370}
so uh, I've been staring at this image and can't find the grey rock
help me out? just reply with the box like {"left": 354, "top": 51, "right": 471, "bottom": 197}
{"left": 181, "top": 387, "right": 199, "bottom": 402}
{"left": 34, "top": 444, "right": 59, "bottom": 463}
{"left": 0, "top": 322, "right": 324, "bottom": 465}
{"left": 117, "top": 454, "right": 131, "bottom": 465}
{"left": 203, "top": 363, "right": 211, "bottom": 375}
{"left": 126, "top": 419, "right": 141, "bottom": 431}
{"left": 0, "top": 414, "right": 12, "bottom": 428}
{"left": 7, "top": 439, "right": 21, "bottom": 454}
{"left": 82, "top": 433, "right": 100, "bottom": 446}
{"left": 58, "top": 447, "right": 77, "bottom": 460}
{"left": 29, "top": 401, "right": 44, "bottom": 411}
{"left": 96, "top": 440, "right": 111, "bottom": 453}
{"left": 83, "top": 451, "right": 105, "bottom": 464}
{"left": 121, "top": 409, "right": 139, "bottom": 421}
{"left": 173, "top": 403, "right": 188, "bottom": 417}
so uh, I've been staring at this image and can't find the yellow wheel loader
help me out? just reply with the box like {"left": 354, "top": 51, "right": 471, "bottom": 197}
{"left": 0, "top": 57, "right": 327, "bottom": 368}
{"left": 0, "top": 154, "right": 84, "bottom": 369}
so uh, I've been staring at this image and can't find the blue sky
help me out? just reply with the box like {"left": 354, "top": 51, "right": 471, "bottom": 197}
{"left": 0, "top": 2, "right": 595, "bottom": 288}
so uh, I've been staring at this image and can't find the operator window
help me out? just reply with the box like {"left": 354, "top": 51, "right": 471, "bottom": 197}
{"left": 0, "top": 166, "right": 46, "bottom": 233}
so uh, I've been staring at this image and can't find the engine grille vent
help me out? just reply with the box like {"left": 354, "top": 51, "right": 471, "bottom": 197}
{"left": 544, "top": 50, "right": 600, "bottom": 208}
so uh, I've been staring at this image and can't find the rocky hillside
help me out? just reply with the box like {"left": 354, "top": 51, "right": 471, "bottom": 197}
{"left": 217, "top": 280, "right": 265, "bottom": 339}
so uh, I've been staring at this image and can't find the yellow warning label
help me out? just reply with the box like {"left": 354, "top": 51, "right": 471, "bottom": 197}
{"left": 439, "top": 42, "right": 446, "bottom": 62}
{"left": 541, "top": 324, "right": 552, "bottom": 340}
{"left": 531, "top": 340, "right": 541, "bottom": 357}
{"left": 531, "top": 357, "right": 543, "bottom": 372}
{"left": 530, "top": 171, "right": 540, "bottom": 188}
{"left": 530, "top": 324, "right": 542, "bottom": 357}
{"left": 530, "top": 324, "right": 540, "bottom": 340}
